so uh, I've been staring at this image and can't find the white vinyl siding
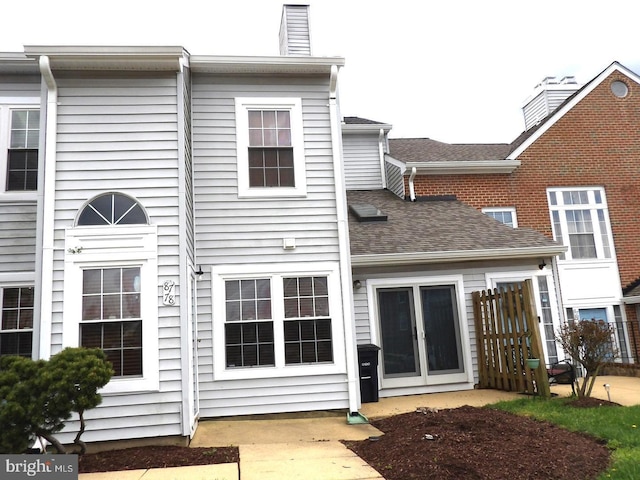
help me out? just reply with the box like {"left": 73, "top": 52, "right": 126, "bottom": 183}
{"left": 48, "top": 73, "right": 185, "bottom": 443}
{"left": 342, "top": 133, "right": 383, "bottom": 190}
{"left": 0, "top": 202, "right": 36, "bottom": 273}
{"left": 192, "top": 74, "right": 347, "bottom": 417}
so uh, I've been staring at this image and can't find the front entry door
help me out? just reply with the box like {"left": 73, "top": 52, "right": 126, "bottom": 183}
{"left": 377, "top": 284, "right": 467, "bottom": 389}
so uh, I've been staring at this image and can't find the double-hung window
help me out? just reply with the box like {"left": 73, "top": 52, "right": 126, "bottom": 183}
{"left": 548, "top": 187, "right": 613, "bottom": 261}
{"left": 8, "top": 109, "right": 39, "bottom": 191}
{"left": 235, "top": 98, "right": 306, "bottom": 197}
{"left": 81, "top": 267, "right": 143, "bottom": 376}
{"left": 0, "top": 286, "right": 34, "bottom": 358}
{"left": 3, "top": 108, "right": 39, "bottom": 192}
{"left": 213, "top": 265, "right": 343, "bottom": 380}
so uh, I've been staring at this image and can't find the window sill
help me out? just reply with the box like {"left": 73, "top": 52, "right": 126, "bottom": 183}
{"left": 214, "top": 362, "right": 344, "bottom": 381}
{"left": 0, "top": 191, "right": 37, "bottom": 203}
{"left": 238, "top": 186, "right": 308, "bottom": 199}
{"left": 99, "top": 377, "right": 159, "bottom": 395}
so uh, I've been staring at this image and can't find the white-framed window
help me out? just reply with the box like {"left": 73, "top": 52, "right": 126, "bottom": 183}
{"left": 482, "top": 207, "right": 518, "bottom": 228}
{"left": 0, "top": 102, "right": 40, "bottom": 197}
{"left": 64, "top": 194, "right": 159, "bottom": 394}
{"left": 0, "top": 286, "right": 34, "bottom": 358}
{"left": 235, "top": 97, "right": 306, "bottom": 198}
{"left": 211, "top": 263, "right": 345, "bottom": 380}
{"left": 547, "top": 187, "right": 613, "bottom": 261}
{"left": 80, "top": 267, "right": 142, "bottom": 377}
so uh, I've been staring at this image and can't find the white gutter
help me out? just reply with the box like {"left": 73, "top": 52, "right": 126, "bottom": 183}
{"left": 351, "top": 245, "right": 567, "bottom": 268}
{"left": 405, "top": 159, "right": 520, "bottom": 175}
{"left": 328, "top": 65, "right": 360, "bottom": 415}
{"left": 408, "top": 167, "right": 417, "bottom": 201}
{"left": 38, "top": 56, "right": 57, "bottom": 360}
{"left": 378, "top": 128, "right": 387, "bottom": 189}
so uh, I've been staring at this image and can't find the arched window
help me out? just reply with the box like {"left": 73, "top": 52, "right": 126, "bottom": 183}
{"left": 77, "top": 193, "right": 147, "bottom": 226}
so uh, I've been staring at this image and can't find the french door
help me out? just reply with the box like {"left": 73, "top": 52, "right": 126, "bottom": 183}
{"left": 376, "top": 284, "right": 467, "bottom": 388}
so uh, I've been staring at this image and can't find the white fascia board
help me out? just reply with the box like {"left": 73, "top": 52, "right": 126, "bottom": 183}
{"left": 351, "top": 245, "right": 567, "bottom": 268}
{"left": 341, "top": 123, "right": 393, "bottom": 134}
{"left": 623, "top": 295, "right": 640, "bottom": 305}
{"left": 508, "top": 61, "right": 640, "bottom": 160}
{"left": 0, "top": 53, "right": 39, "bottom": 74}
{"left": 189, "top": 55, "right": 345, "bottom": 74}
{"left": 24, "top": 46, "right": 186, "bottom": 71}
{"left": 405, "top": 159, "right": 520, "bottom": 175}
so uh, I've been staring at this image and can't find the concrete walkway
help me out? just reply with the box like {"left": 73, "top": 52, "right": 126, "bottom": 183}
{"left": 79, "top": 375, "right": 640, "bottom": 480}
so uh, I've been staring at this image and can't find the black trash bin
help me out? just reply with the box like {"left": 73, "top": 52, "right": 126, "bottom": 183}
{"left": 357, "top": 344, "right": 380, "bottom": 403}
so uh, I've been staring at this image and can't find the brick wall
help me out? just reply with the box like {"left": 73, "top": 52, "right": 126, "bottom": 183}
{"left": 409, "top": 71, "right": 640, "bottom": 293}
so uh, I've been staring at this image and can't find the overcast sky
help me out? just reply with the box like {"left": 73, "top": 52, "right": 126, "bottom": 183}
{"left": 3, "top": 0, "right": 640, "bottom": 143}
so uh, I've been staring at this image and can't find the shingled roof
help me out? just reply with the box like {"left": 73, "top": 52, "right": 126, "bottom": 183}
{"left": 388, "top": 138, "right": 512, "bottom": 162}
{"left": 347, "top": 190, "right": 564, "bottom": 266}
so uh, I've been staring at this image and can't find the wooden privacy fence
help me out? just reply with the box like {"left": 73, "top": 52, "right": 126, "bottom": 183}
{"left": 472, "top": 279, "right": 550, "bottom": 397}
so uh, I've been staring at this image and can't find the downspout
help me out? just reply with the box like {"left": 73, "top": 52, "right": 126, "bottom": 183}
{"left": 176, "top": 55, "right": 194, "bottom": 437}
{"left": 378, "top": 128, "right": 387, "bottom": 189}
{"left": 328, "top": 65, "right": 360, "bottom": 416}
{"left": 408, "top": 166, "right": 417, "bottom": 201}
{"left": 38, "top": 56, "right": 57, "bottom": 359}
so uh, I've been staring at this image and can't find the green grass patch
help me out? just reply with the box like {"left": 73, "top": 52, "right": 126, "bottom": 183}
{"left": 490, "top": 397, "right": 640, "bottom": 479}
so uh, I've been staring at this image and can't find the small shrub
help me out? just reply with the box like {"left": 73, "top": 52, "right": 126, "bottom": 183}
{"left": 0, "top": 347, "right": 112, "bottom": 454}
{"left": 557, "top": 320, "right": 617, "bottom": 398}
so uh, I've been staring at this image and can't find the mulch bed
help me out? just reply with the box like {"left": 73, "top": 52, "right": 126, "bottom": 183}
{"left": 343, "top": 402, "right": 613, "bottom": 480}
{"left": 78, "top": 445, "right": 238, "bottom": 473}
{"left": 78, "top": 398, "right": 616, "bottom": 477}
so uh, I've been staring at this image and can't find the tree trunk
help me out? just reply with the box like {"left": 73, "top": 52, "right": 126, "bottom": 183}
{"left": 73, "top": 409, "right": 87, "bottom": 455}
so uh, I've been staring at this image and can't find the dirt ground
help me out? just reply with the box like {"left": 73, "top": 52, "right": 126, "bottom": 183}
{"left": 343, "top": 398, "right": 613, "bottom": 480}
{"left": 79, "top": 398, "right": 613, "bottom": 477}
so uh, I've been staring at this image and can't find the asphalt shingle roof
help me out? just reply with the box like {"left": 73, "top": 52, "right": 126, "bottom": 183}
{"left": 347, "top": 190, "right": 561, "bottom": 257}
{"left": 388, "top": 138, "right": 512, "bottom": 162}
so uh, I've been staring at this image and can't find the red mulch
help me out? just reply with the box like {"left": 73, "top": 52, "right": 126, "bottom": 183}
{"left": 343, "top": 401, "right": 613, "bottom": 480}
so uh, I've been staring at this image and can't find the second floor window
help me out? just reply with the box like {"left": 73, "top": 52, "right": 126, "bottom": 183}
{"left": 548, "top": 188, "right": 613, "bottom": 261}
{"left": 235, "top": 97, "right": 306, "bottom": 198}
{"left": 482, "top": 207, "right": 518, "bottom": 228}
{"left": 7, "top": 109, "right": 39, "bottom": 191}
{"left": 248, "top": 110, "right": 294, "bottom": 187}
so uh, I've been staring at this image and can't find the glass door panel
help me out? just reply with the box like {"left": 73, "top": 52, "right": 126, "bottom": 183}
{"left": 378, "top": 288, "right": 420, "bottom": 378}
{"left": 421, "top": 286, "right": 463, "bottom": 375}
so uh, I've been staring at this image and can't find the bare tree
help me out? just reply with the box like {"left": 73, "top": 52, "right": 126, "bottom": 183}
{"left": 557, "top": 320, "right": 617, "bottom": 398}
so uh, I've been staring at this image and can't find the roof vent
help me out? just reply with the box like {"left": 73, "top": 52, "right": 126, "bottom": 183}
{"left": 349, "top": 204, "right": 388, "bottom": 222}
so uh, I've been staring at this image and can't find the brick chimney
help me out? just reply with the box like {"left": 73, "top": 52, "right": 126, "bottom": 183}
{"left": 279, "top": 4, "right": 312, "bottom": 56}
{"left": 522, "top": 75, "right": 581, "bottom": 130}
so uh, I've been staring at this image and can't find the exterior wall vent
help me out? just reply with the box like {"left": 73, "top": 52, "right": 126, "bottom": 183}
{"left": 279, "top": 4, "right": 312, "bottom": 56}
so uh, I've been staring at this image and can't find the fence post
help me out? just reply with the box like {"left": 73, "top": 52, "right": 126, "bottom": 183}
{"left": 524, "top": 280, "right": 551, "bottom": 398}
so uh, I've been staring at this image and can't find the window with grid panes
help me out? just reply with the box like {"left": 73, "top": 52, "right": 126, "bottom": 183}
{"left": 248, "top": 110, "right": 294, "bottom": 187}
{"left": 0, "top": 287, "right": 34, "bottom": 358}
{"left": 80, "top": 267, "right": 142, "bottom": 376}
{"left": 283, "top": 276, "right": 333, "bottom": 364}
{"left": 548, "top": 188, "right": 612, "bottom": 261}
{"left": 7, "top": 109, "right": 39, "bottom": 191}
{"left": 224, "top": 278, "right": 275, "bottom": 367}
